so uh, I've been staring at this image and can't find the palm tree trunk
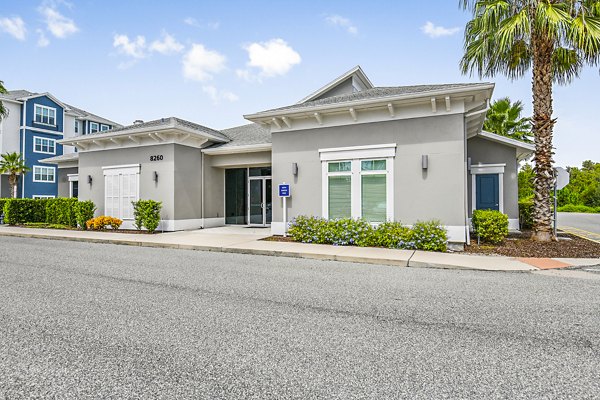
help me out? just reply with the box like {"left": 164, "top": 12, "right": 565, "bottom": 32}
{"left": 531, "top": 33, "right": 555, "bottom": 242}
{"left": 8, "top": 174, "right": 17, "bottom": 199}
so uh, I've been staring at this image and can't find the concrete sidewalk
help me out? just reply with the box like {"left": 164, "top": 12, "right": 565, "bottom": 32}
{"left": 1, "top": 225, "right": 598, "bottom": 272}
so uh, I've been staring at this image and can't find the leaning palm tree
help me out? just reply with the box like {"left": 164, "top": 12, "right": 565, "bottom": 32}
{"left": 484, "top": 97, "right": 532, "bottom": 142}
{"left": 0, "top": 80, "right": 8, "bottom": 121}
{"left": 0, "top": 152, "right": 29, "bottom": 198}
{"left": 460, "top": 0, "right": 600, "bottom": 241}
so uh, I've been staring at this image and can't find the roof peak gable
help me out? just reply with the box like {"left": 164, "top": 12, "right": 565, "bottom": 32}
{"left": 297, "top": 65, "right": 374, "bottom": 104}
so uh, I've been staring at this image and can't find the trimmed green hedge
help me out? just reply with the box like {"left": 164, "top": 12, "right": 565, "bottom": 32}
{"left": 472, "top": 209, "right": 509, "bottom": 244}
{"left": 288, "top": 216, "right": 448, "bottom": 252}
{"left": 3, "top": 198, "right": 96, "bottom": 228}
{"left": 518, "top": 199, "right": 534, "bottom": 229}
{"left": 557, "top": 204, "right": 600, "bottom": 213}
{"left": 0, "top": 198, "right": 7, "bottom": 218}
{"left": 132, "top": 200, "right": 162, "bottom": 233}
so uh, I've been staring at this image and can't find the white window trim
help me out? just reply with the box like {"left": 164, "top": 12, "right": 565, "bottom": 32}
{"left": 100, "top": 124, "right": 110, "bottom": 131}
{"left": 321, "top": 153, "right": 394, "bottom": 222}
{"left": 89, "top": 122, "right": 100, "bottom": 133}
{"left": 32, "top": 195, "right": 55, "bottom": 199}
{"left": 32, "top": 165, "right": 56, "bottom": 183}
{"left": 68, "top": 174, "right": 79, "bottom": 198}
{"left": 74, "top": 120, "right": 80, "bottom": 134}
{"left": 319, "top": 143, "right": 396, "bottom": 162}
{"left": 34, "top": 104, "right": 57, "bottom": 127}
{"left": 32, "top": 136, "right": 57, "bottom": 155}
{"left": 471, "top": 163, "right": 505, "bottom": 213}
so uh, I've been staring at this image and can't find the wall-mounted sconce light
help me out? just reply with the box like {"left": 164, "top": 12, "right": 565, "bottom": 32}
{"left": 467, "top": 157, "right": 472, "bottom": 171}
{"left": 153, "top": 171, "right": 159, "bottom": 183}
{"left": 292, "top": 163, "right": 298, "bottom": 176}
{"left": 87, "top": 175, "right": 93, "bottom": 185}
{"left": 422, "top": 155, "right": 429, "bottom": 170}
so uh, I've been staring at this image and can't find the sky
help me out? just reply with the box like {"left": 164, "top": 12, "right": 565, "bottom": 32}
{"left": 0, "top": 0, "right": 598, "bottom": 167}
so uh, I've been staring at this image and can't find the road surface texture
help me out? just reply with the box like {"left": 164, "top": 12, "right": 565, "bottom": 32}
{"left": 559, "top": 211, "right": 600, "bottom": 234}
{"left": 1, "top": 236, "right": 599, "bottom": 399}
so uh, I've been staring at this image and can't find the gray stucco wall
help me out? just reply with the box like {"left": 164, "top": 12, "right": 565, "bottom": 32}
{"left": 78, "top": 145, "right": 176, "bottom": 221}
{"left": 57, "top": 167, "right": 78, "bottom": 198}
{"left": 271, "top": 115, "right": 467, "bottom": 227}
{"left": 467, "top": 136, "right": 519, "bottom": 219}
{"left": 173, "top": 146, "right": 203, "bottom": 220}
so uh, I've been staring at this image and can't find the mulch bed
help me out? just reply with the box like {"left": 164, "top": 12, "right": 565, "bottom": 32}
{"left": 465, "top": 230, "right": 600, "bottom": 258}
{"left": 261, "top": 235, "right": 296, "bottom": 243}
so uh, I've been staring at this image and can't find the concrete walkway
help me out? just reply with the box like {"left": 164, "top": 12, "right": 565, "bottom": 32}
{"left": 1, "top": 225, "right": 598, "bottom": 272}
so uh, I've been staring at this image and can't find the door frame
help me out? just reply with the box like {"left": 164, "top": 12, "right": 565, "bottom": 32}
{"left": 247, "top": 175, "right": 272, "bottom": 227}
{"left": 471, "top": 163, "right": 504, "bottom": 213}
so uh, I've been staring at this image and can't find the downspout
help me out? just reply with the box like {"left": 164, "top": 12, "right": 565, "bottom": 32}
{"left": 21, "top": 99, "right": 27, "bottom": 198}
{"left": 201, "top": 150, "right": 205, "bottom": 228}
{"left": 463, "top": 114, "right": 470, "bottom": 245}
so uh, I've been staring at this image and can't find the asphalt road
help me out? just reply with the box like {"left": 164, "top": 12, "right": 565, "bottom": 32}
{"left": 558, "top": 212, "right": 600, "bottom": 235}
{"left": 1, "top": 237, "right": 600, "bottom": 399}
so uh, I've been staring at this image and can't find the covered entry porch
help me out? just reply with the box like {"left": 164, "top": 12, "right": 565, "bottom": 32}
{"left": 225, "top": 166, "right": 273, "bottom": 227}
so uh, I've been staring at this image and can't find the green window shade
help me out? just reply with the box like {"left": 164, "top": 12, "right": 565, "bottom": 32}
{"left": 361, "top": 174, "right": 387, "bottom": 222}
{"left": 328, "top": 175, "right": 351, "bottom": 219}
{"left": 361, "top": 159, "right": 386, "bottom": 171}
{"left": 328, "top": 161, "right": 351, "bottom": 172}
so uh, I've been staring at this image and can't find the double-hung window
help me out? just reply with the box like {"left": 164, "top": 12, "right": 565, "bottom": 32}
{"left": 89, "top": 122, "right": 99, "bottom": 133}
{"left": 75, "top": 120, "right": 80, "bottom": 134}
{"left": 100, "top": 124, "right": 110, "bottom": 132}
{"left": 321, "top": 144, "right": 395, "bottom": 223}
{"left": 34, "top": 105, "right": 56, "bottom": 126}
{"left": 33, "top": 166, "right": 56, "bottom": 183}
{"left": 33, "top": 136, "right": 56, "bottom": 155}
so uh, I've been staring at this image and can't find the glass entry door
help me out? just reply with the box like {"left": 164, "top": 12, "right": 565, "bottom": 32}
{"left": 248, "top": 177, "right": 272, "bottom": 226}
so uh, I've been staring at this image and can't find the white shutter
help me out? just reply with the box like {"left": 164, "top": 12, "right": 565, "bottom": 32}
{"left": 104, "top": 165, "right": 140, "bottom": 220}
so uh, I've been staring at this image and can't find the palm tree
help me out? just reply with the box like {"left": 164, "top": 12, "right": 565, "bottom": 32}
{"left": 483, "top": 97, "right": 532, "bottom": 142}
{"left": 0, "top": 80, "right": 8, "bottom": 121}
{"left": 460, "top": 0, "right": 600, "bottom": 241}
{"left": 0, "top": 152, "right": 29, "bottom": 198}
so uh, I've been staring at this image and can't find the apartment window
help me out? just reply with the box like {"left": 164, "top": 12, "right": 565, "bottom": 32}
{"left": 89, "top": 122, "right": 99, "bottom": 133}
{"left": 33, "top": 195, "right": 55, "bottom": 199}
{"left": 75, "top": 120, "right": 80, "bottom": 134}
{"left": 100, "top": 124, "right": 110, "bottom": 131}
{"left": 33, "top": 136, "right": 56, "bottom": 155}
{"left": 33, "top": 166, "right": 56, "bottom": 183}
{"left": 320, "top": 144, "right": 395, "bottom": 223}
{"left": 34, "top": 104, "right": 56, "bottom": 126}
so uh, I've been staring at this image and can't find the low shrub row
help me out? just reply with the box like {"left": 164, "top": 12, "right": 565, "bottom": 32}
{"left": 472, "top": 209, "right": 508, "bottom": 244}
{"left": 518, "top": 199, "right": 534, "bottom": 229}
{"left": 557, "top": 204, "right": 600, "bottom": 213}
{"left": 288, "top": 216, "right": 448, "bottom": 252}
{"left": 132, "top": 200, "right": 162, "bottom": 233}
{"left": 1, "top": 198, "right": 97, "bottom": 229}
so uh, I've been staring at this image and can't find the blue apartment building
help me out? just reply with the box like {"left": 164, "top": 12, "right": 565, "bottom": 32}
{"left": 0, "top": 91, "right": 120, "bottom": 198}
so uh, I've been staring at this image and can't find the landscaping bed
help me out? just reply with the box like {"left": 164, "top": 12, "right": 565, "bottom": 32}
{"left": 465, "top": 230, "right": 600, "bottom": 258}
{"left": 15, "top": 224, "right": 159, "bottom": 234}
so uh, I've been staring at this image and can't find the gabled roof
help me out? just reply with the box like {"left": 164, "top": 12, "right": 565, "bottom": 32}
{"left": 297, "top": 65, "right": 374, "bottom": 104}
{"left": 0, "top": 90, "right": 121, "bottom": 127}
{"left": 246, "top": 82, "right": 494, "bottom": 120}
{"left": 472, "top": 130, "right": 535, "bottom": 160}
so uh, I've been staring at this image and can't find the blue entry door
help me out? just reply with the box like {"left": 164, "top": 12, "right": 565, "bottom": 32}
{"left": 476, "top": 174, "right": 499, "bottom": 211}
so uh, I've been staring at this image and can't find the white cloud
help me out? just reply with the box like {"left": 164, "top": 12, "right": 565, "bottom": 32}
{"left": 202, "top": 85, "right": 239, "bottom": 104}
{"left": 421, "top": 21, "right": 460, "bottom": 38}
{"left": 113, "top": 34, "right": 147, "bottom": 59}
{"left": 39, "top": 6, "right": 78, "bottom": 38}
{"left": 325, "top": 15, "right": 358, "bottom": 35}
{"left": 241, "top": 38, "right": 301, "bottom": 79}
{"left": 184, "top": 17, "right": 220, "bottom": 30}
{"left": 182, "top": 43, "right": 226, "bottom": 82}
{"left": 149, "top": 32, "right": 184, "bottom": 55}
{"left": 0, "top": 16, "right": 27, "bottom": 41}
{"left": 36, "top": 29, "right": 50, "bottom": 47}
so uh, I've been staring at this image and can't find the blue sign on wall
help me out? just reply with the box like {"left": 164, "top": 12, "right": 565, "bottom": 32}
{"left": 278, "top": 184, "right": 291, "bottom": 197}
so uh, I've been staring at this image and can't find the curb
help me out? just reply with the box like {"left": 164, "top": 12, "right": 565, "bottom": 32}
{"left": 0, "top": 230, "right": 539, "bottom": 272}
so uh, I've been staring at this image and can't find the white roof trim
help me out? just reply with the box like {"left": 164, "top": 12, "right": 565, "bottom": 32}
{"left": 297, "top": 65, "right": 374, "bottom": 104}
{"left": 202, "top": 143, "right": 272, "bottom": 155}
{"left": 17, "top": 92, "right": 70, "bottom": 111}
{"left": 476, "top": 130, "right": 535, "bottom": 152}
{"left": 245, "top": 84, "right": 495, "bottom": 121}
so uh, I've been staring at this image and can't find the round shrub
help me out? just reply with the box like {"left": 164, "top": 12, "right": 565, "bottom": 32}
{"left": 472, "top": 210, "right": 508, "bottom": 244}
{"left": 372, "top": 222, "right": 414, "bottom": 249}
{"left": 288, "top": 216, "right": 329, "bottom": 244}
{"left": 411, "top": 220, "right": 448, "bottom": 252}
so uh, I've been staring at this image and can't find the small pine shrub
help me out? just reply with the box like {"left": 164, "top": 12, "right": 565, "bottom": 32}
{"left": 472, "top": 210, "right": 508, "bottom": 244}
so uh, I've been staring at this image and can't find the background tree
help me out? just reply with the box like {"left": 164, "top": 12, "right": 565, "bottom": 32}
{"left": 0, "top": 80, "right": 8, "bottom": 121}
{"left": 460, "top": 0, "right": 600, "bottom": 241}
{"left": 483, "top": 97, "right": 532, "bottom": 142}
{"left": 518, "top": 163, "right": 535, "bottom": 200}
{"left": 0, "top": 152, "right": 29, "bottom": 198}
